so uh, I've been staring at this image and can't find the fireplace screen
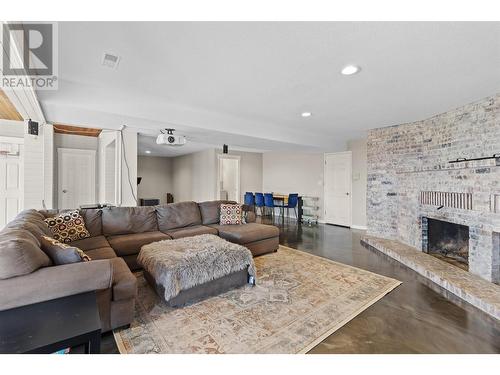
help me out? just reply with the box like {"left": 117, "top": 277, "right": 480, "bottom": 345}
{"left": 424, "top": 218, "right": 469, "bottom": 271}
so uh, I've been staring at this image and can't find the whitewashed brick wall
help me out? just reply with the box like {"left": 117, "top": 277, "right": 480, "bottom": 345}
{"left": 367, "top": 94, "right": 500, "bottom": 283}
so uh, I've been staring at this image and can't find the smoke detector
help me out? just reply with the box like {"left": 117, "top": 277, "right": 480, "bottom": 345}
{"left": 102, "top": 53, "right": 121, "bottom": 69}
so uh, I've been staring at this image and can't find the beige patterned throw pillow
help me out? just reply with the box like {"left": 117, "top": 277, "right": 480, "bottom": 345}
{"left": 44, "top": 210, "right": 91, "bottom": 243}
{"left": 219, "top": 203, "right": 242, "bottom": 225}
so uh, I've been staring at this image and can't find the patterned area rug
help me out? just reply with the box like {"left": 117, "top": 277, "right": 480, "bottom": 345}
{"left": 113, "top": 246, "right": 401, "bottom": 353}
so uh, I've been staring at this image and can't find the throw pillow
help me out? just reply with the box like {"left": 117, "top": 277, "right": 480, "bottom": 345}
{"left": 40, "top": 236, "right": 91, "bottom": 265}
{"left": 0, "top": 229, "right": 51, "bottom": 279}
{"left": 219, "top": 203, "right": 242, "bottom": 225}
{"left": 44, "top": 210, "right": 91, "bottom": 243}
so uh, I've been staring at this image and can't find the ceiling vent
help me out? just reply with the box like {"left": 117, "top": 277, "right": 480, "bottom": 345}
{"left": 102, "top": 53, "right": 121, "bottom": 69}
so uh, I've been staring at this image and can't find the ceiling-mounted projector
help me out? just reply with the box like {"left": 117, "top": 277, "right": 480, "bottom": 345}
{"left": 156, "top": 128, "right": 186, "bottom": 146}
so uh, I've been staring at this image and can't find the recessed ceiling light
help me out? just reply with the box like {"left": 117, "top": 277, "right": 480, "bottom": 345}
{"left": 341, "top": 65, "right": 360, "bottom": 75}
{"left": 145, "top": 150, "right": 151, "bottom": 154}
{"left": 301, "top": 112, "right": 312, "bottom": 118}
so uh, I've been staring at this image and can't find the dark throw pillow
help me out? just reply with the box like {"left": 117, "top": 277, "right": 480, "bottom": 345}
{"left": 40, "top": 236, "right": 91, "bottom": 265}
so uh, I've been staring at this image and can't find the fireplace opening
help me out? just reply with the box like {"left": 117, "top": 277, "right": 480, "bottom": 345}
{"left": 423, "top": 218, "right": 469, "bottom": 271}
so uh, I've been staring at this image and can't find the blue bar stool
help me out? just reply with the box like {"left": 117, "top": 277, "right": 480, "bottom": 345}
{"left": 286, "top": 193, "right": 299, "bottom": 220}
{"left": 244, "top": 192, "right": 255, "bottom": 211}
{"left": 264, "top": 193, "right": 282, "bottom": 218}
{"left": 254, "top": 193, "right": 265, "bottom": 216}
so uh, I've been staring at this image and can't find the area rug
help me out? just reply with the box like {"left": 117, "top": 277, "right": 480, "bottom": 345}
{"left": 113, "top": 245, "right": 401, "bottom": 353}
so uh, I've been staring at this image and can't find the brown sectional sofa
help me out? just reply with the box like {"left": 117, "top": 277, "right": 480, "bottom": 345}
{"left": 0, "top": 200, "right": 279, "bottom": 333}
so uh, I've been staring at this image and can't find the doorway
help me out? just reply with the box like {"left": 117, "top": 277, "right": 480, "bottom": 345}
{"left": 0, "top": 136, "right": 23, "bottom": 228}
{"left": 58, "top": 148, "right": 96, "bottom": 209}
{"left": 217, "top": 154, "right": 240, "bottom": 202}
{"left": 324, "top": 151, "right": 352, "bottom": 227}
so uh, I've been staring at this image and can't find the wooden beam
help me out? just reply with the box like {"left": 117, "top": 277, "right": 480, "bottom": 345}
{"left": 0, "top": 89, "right": 23, "bottom": 121}
{"left": 53, "top": 123, "right": 102, "bottom": 137}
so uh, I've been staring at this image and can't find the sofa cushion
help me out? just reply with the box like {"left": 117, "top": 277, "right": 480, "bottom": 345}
{"left": 156, "top": 201, "right": 202, "bottom": 231}
{"left": 17, "top": 209, "right": 46, "bottom": 221}
{"left": 71, "top": 235, "right": 110, "bottom": 251}
{"left": 102, "top": 206, "right": 158, "bottom": 236}
{"left": 40, "top": 236, "right": 91, "bottom": 265}
{"left": 208, "top": 223, "right": 279, "bottom": 244}
{"left": 79, "top": 209, "right": 103, "bottom": 237}
{"left": 85, "top": 247, "right": 117, "bottom": 260}
{"left": 10, "top": 210, "right": 53, "bottom": 238}
{"left": 107, "top": 231, "right": 171, "bottom": 256}
{"left": 0, "top": 229, "right": 51, "bottom": 279}
{"left": 5, "top": 219, "right": 50, "bottom": 241}
{"left": 164, "top": 225, "right": 218, "bottom": 239}
{"left": 37, "top": 208, "right": 59, "bottom": 220}
{"left": 109, "top": 258, "right": 137, "bottom": 301}
{"left": 44, "top": 210, "right": 91, "bottom": 243}
{"left": 198, "top": 200, "right": 236, "bottom": 225}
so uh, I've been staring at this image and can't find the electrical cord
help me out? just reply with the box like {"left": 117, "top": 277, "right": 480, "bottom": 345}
{"left": 119, "top": 126, "right": 138, "bottom": 205}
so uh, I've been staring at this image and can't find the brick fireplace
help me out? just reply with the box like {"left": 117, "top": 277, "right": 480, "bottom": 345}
{"left": 422, "top": 217, "right": 469, "bottom": 271}
{"left": 366, "top": 94, "right": 500, "bottom": 284}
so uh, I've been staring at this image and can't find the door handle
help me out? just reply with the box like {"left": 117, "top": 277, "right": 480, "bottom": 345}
{"left": 346, "top": 192, "right": 350, "bottom": 196}
{"left": 62, "top": 189, "right": 68, "bottom": 193}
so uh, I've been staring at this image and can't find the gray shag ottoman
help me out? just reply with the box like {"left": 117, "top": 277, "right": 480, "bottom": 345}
{"left": 137, "top": 234, "right": 256, "bottom": 307}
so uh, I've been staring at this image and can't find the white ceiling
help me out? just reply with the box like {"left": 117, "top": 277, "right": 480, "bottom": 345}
{"left": 38, "top": 22, "right": 500, "bottom": 155}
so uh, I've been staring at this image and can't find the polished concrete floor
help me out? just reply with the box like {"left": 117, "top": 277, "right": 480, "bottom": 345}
{"left": 97, "top": 218, "right": 500, "bottom": 354}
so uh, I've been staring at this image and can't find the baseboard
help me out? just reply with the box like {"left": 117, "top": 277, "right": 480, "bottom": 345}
{"left": 351, "top": 225, "right": 367, "bottom": 230}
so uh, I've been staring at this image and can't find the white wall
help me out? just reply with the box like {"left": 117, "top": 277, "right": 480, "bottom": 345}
{"left": 0, "top": 120, "right": 55, "bottom": 210}
{"left": 347, "top": 138, "right": 367, "bottom": 229}
{"left": 171, "top": 149, "right": 217, "bottom": 203}
{"left": 262, "top": 152, "right": 324, "bottom": 220}
{"left": 0, "top": 119, "right": 24, "bottom": 138}
{"left": 170, "top": 149, "right": 263, "bottom": 204}
{"left": 98, "top": 131, "right": 117, "bottom": 205}
{"left": 120, "top": 130, "right": 138, "bottom": 206}
{"left": 215, "top": 150, "right": 263, "bottom": 203}
{"left": 54, "top": 133, "right": 98, "bottom": 150}
{"left": 43, "top": 124, "right": 54, "bottom": 209}
{"left": 23, "top": 124, "right": 46, "bottom": 209}
{"left": 137, "top": 156, "right": 173, "bottom": 205}
{"left": 97, "top": 129, "right": 138, "bottom": 207}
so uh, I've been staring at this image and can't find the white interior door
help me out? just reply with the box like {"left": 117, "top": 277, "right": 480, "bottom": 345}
{"left": 0, "top": 138, "right": 23, "bottom": 228}
{"left": 58, "top": 148, "right": 96, "bottom": 209}
{"left": 324, "top": 152, "right": 352, "bottom": 227}
{"left": 217, "top": 155, "right": 240, "bottom": 202}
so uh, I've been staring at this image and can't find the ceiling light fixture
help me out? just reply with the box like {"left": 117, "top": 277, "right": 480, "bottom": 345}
{"left": 341, "top": 65, "right": 360, "bottom": 75}
{"left": 301, "top": 112, "right": 312, "bottom": 118}
{"left": 145, "top": 150, "right": 151, "bottom": 154}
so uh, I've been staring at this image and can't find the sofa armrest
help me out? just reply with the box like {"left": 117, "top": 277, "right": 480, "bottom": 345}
{"left": 0, "top": 260, "right": 113, "bottom": 311}
{"left": 242, "top": 205, "right": 256, "bottom": 223}
{"left": 246, "top": 211, "right": 256, "bottom": 223}
{"left": 109, "top": 258, "right": 137, "bottom": 301}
